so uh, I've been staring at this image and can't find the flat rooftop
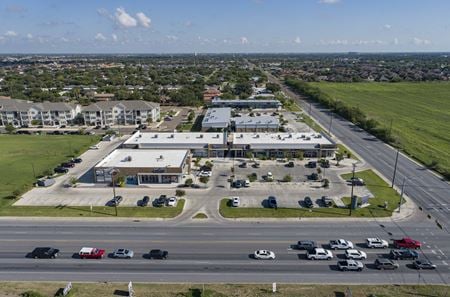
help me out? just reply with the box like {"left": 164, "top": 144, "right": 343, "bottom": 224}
{"left": 211, "top": 98, "right": 281, "bottom": 104}
{"left": 232, "top": 115, "right": 279, "bottom": 126}
{"left": 202, "top": 108, "right": 231, "bottom": 127}
{"left": 232, "top": 132, "right": 336, "bottom": 149}
{"left": 95, "top": 149, "right": 189, "bottom": 169}
{"left": 124, "top": 131, "right": 226, "bottom": 146}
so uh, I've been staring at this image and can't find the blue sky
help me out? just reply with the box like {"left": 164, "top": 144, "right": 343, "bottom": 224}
{"left": 0, "top": 0, "right": 449, "bottom": 53}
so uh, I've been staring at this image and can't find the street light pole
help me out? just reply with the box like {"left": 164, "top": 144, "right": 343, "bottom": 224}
{"left": 349, "top": 163, "right": 356, "bottom": 216}
{"left": 111, "top": 169, "right": 119, "bottom": 217}
{"left": 399, "top": 176, "right": 407, "bottom": 213}
{"left": 391, "top": 149, "right": 400, "bottom": 188}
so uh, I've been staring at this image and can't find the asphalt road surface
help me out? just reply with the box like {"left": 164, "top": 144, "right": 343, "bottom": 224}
{"left": 264, "top": 71, "right": 450, "bottom": 232}
{"left": 0, "top": 214, "right": 448, "bottom": 284}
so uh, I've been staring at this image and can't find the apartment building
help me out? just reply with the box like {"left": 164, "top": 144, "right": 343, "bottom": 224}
{"left": 82, "top": 100, "right": 160, "bottom": 126}
{"left": 0, "top": 98, "right": 81, "bottom": 127}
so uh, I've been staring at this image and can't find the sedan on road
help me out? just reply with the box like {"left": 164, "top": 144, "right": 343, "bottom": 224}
{"left": 30, "top": 247, "right": 60, "bottom": 259}
{"left": 112, "top": 249, "right": 134, "bottom": 259}
{"left": 413, "top": 259, "right": 437, "bottom": 270}
{"left": 148, "top": 249, "right": 168, "bottom": 259}
{"left": 253, "top": 250, "right": 276, "bottom": 260}
{"left": 345, "top": 249, "right": 367, "bottom": 260}
{"left": 374, "top": 258, "right": 399, "bottom": 270}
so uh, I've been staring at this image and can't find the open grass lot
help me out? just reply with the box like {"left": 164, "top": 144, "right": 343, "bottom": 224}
{"left": 310, "top": 82, "right": 450, "bottom": 177}
{"left": 220, "top": 170, "right": 399, "bottom": 218}
{"left": 0, "top": 135, "right": 98, "bottom": 209}
{"left": 1, "top": 282, "right": 448, "bottom": 297}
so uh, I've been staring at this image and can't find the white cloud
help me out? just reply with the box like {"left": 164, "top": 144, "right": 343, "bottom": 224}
{"left": 60, "top": 37, "right": 69, "bottom": 42}
{"left": 115, "top": 7, "right": 137, "bottom": 28}
{"left": 26, "top": 33, "right": 33, "bottom": 39}
{"left": 240, "top": 36, "right": 249, "bottom": 44}
{"left": 95, "top": 33, "right": 107, "bottom": 41}
{"left": 320, "top": 39, "right": 348, "bottom": 45}
{"left": 351, "top": 39, "right": 384, "bottom": 45}
{"left": 97, "top": 8, "right": 111, "bottom": 18}
{"left": 111, "top": 34, "right": 118, "bottom": 42}
{"left": 393, "top": 37, "right": 399, "bottom": 45}
{"left": 166, "top": 35, "right": 178, "bottom": 41}
{"left": 136, "top": 12, "right": 151, "bottom": 28}
{"left": 293, "top": 36, "right": 302, "bottom": 44}
{"left": 5, "top": 30, "right": 17, "bottom": 37}
{"left": 184, "top": 20, "right": 193, "bottom": 28}
{"left": 383, "top": 24, "right": 392, "bottom": 30}
{"left": 413, "top": 37, "right": 431, "bottom": 45}
{"left": 318, "top": 0, "right": 340, "bottom": 4}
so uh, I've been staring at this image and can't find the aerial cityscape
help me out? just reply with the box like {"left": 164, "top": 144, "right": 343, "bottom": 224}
{"left": 0, "top": 0, "right": 449, "bottom": 296}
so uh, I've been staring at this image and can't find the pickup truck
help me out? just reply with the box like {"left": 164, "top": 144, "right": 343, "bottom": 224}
{"left": 337, "top": 260, "right": 364, "bottom": 271}
{"left": 329, "top": 239, "right": 354, "bottom": 250}
{"left": 79, "top": 247, "right": 105, "bottom": 259}
{"left": 307, "top": 248, "right": 333, "bottom": 260}
{"left": 393, "top": 237, "right": 421, "bottom": 249}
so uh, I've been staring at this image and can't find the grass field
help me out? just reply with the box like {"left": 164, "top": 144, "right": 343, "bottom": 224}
{"left": 2, "top": 282, "right": 448, "bottom": 297}
{"left": 220, "top": 170, "right": 399, "bottom": 218}
{"left": 0, "top": 134, "right": 98, "bottom": 209}
{"left": 310, "top": 82, "right": 450, "bottom": 177}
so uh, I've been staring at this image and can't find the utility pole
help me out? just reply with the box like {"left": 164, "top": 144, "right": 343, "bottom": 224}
{"left": 399, "top": 176, "right": 407, "bottom": 213}
{"left": 391, "top": 149, "right": 400, "bottom": 188}
{"left": 349, "top": 163, "right": 356, "bottom": 216}
{"left": 111, "top": 169, "right": 119, "bottom": 217}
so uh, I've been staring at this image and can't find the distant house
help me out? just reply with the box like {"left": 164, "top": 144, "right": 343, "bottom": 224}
{"left": 203, "top": 88, "right": 222, "bottom": 102}
{"left": 93, "top": 93, "right": 115, "bottom": 102}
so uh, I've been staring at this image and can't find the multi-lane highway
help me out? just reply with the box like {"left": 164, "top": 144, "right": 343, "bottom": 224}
{"left": 264, "top": 71, "right": 450, "bottom": 232}
{"left": 0, "top": 212, "right": 448, "bottom": 283}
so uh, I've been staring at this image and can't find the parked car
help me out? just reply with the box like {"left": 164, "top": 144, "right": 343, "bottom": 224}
{"left": 89, "top": 145, "right": 100, "bottom": 150}
{"left": 198, "top": 171, "right": 212, "bottom": 177}
{"left": 30, "top": 247, "right": 60, "bottom": 259}
{"left": 297, "top": 240, "right": 317, "bottom": 250}
{"left": 286, "top": 161, "right": 294, "bottom": 168}
{"left": 329, "top": 239, "right": 354, "bottom": 250}
{"left": 232, "top": 180, "right": 243, "bottom": 188}
{"left": 307, "top": 248, "right": 333, "bottom": 260}
{"left": 112, "top": 249, "right": 134, "bottom": 259}
{"left": 148, "top": 249, "right": 168, "bottom": 259}
{"left": 306, "top": 161, "right": 317, "bottom": 168}
{"left": 413, "top": 259, "right": 437, "bottom": 270}
{"left": 61, "top": 162, "right": 75, "bottom": 168}
{"left": 252, "top": 162, "right": 260, "bottom": 168}
{"left": 54, "top": 167, "right": 69, "bottom": 174}
{"left": 350, "top": 177, "right": 365, "bottom": 186}
{"left": 166, "top": 197, "right": 177, "bottom": 207}
{"left": 337, "top": 260, "right": 364, "bottom": 271}
{"left": 244, "top": 179, "right": 250, "bottom": 187}
{"left": 267, "top": 196, "right": 277, "bottom": 208}
{"left": 72, "top": 158, "right": 82, "bottom": 163}
{"left": 239, "top": 162, "right": 247, "bottom": 168}
{"left": 153, "top": 195, "right": 167, "bottom": 207}
{"left": 253, "top": 250, "right": 275, "bottom": 260}
{"left": 79, "top": 247, "right": 105, "bottom": 259}
{"left": 266, "top": 172, "right": 273, "bottom": 181}
{"left": 389, "top": 249, "right": 419, "bottom": 260}
{"left": 374, "top": 258, "right": 399, "bottom": 270}
{"left": 141, "top": 196, "right": 150, "bottom": 207}
{"left": 308, "top": 173, "right": 320, "bottom": 181}
{"left": 109, "top": 195, "right": 123, "bottom": 207}
{"left": 232, "top": 196, "right": 240, "bottom": 207}
{"left": 393, "top": 237, "right": 421, "bottom": 249}
{"left": 366, "top": 238, "right": 389, "bottom": 248}
{"left": 321, "top": 196, "right": 333, "bottom": 207}
{"left": 345, "top": 249, "right": 367, "bottom": 260}
{"left": 303, "top": 197, "right": 314, "bottom": 208}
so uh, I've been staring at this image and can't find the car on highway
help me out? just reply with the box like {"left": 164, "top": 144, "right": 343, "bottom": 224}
{"left": 148, "top": 249, "right": 168, "bottom": 259}
{"left": 389, "top": 249, "right": 419, "bottom": 260}
{"left": 166, "top": 197, "right": 177, "bottom": 207}
{"left": 413, "top": 259, "right": 437, "bottom": 270}
{"left": 267, "top": 196, "right": 277, "bottom": 208}
{"left": 153, "top": 195, "right": 167, "bottom": 207}
{"left": 109, "top": 195, "right": 123, "bottom": 207}
{"left": 253, "top": 250, "right": 275, "bottom": 260}
{"left": 297, "top": 240, "right": 317, "bottom": 250}
{"left": 366, "top": 238, "right": 389, "bottom": 248}
{"left": 337, "top": 260, "right": 364, "bottom": 271}
{"left": 329, "top": 239, "right": 354, "bottom": 250}
{"left": 345, "top": 249, "right": 367, "bottom": 260}
{"left": 303, "top": 196, "right": 314, "bottom": 208}
{"left": 374, "top": 258, "right": 399, "bottom": 270}
{"left": 232, "top": 196, "right": 240, "bottom": 207}
{"left": 79, "top": 247, "right": 105, "bottom": 259}
{"left": 54, "top": 166, "right": 69, "bottom": 174}
{"left": 30, "top": 247, "right": 60, "bottom": 259}
{"left": 393, "top": 237, "right": 421, "bottom": 249}
{"left": 112, "top": 249, "right": 134, "bottom": 259}
{"left": 307, "top": 248, "right": 333, "bottom": 260}
{"left": 141, "top": 196, "right": 150, "bottom": 207}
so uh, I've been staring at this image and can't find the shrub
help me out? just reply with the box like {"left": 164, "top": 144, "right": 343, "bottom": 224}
{"left": 21, "top": 291, "right": 47, "bottom": 297}
{"left": 282, "top": 174, "right": 292, "bottom": 182}
{"left": 247, "top": 173, "right": 257, "bottom": 182}
{"left": 175, "top": 189, "right": 186, "bottom": 197}
{"left": 184, "top": 178, "right": 193, "bottom": 186}
{"left": 199, "top": 176, "right": 209, "bottom": 184}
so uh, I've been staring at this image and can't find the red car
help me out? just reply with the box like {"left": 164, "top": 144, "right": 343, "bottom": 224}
{"left": 393, "top": 237, "right": 421, "bottom": 249}
{"left": 79, "top": 247, "right": 105, "bottom": 259}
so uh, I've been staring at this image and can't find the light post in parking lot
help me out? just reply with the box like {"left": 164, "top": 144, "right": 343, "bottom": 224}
{"left": 111, "top": 168, "right": 120, "bottom": 216}
{"left": 349, "top": 163, "right": 356, "bottom": 216}
{"left": 399, "top": 176, "right": 418, "bottom": 214}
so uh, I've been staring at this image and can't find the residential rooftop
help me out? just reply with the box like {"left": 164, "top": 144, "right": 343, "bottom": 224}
{"left": 95, "top": 149, "right": 189, "bottom": 169}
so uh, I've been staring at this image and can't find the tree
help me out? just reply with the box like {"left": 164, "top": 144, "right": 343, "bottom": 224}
{"left": 5, "top": 124, "right": 15, "bottom": 134}
{"left": 184, "top": 178, "right": 193, "bottom": 187}
{"left": 335, "top": 153, "right": 344, "bottom": 166}
{"left": 199, "top": 176, "right": 209, "bottom": 186}
{"left": 266, "top": 82, "right": 281, "bottom": 93}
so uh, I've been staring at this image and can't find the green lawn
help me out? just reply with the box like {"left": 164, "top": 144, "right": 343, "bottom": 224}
{"left": 220, "top": 169, "right": 399, "bottom": 218}
{"left": 0, "top": 134, "right": 99, "bottom": 209}
{"left": 298, "top": 113, "right": 324, "bottom": 133}
{"left": 310, "top": 82, "right": 450, "bottom": 177}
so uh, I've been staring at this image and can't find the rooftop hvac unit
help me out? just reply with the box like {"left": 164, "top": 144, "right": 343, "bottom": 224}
{"left": 126, "top": 156, "right": 132, "bottom": 161}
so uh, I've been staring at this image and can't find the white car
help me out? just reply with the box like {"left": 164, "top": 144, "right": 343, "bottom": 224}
{"left": 253, "top": 250, "right": 275, "bottom": 260}
{"left": 329, "top": 239, "right": 354, "bottom": 250}
{"left": 232, "top": 196, "right": 240, "bottom": 207}
{"left": 366, "top": 238, "right": 389, "bottom": 248}
{"left": 167, "top": 197, "right": 177, "bottom": 207}
{"left": 89, "top": 145, "right": 99, "bottom": 150}
{"left": 197, "top": 171, "right": 212, "bottom": 177}
{"left": 307, "top": 248, "right": 333, "bottom": 260}
{"left": 345, "top": 249, "right": 367, "bottom": 260}
{"left": 266, "top": 172, "right": 273, "bottom": 181}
